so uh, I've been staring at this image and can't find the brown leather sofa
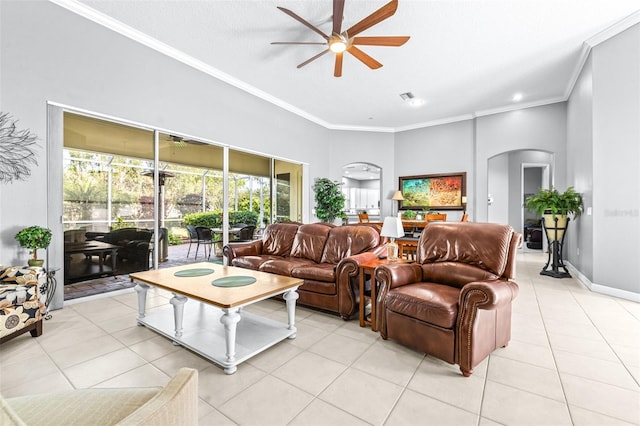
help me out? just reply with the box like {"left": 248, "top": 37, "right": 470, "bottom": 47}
{"left": 375, "top": 222, "right": 521, "bottom": 376}
{"left": 223, "top": 222, "right": 386, "bottom": 319}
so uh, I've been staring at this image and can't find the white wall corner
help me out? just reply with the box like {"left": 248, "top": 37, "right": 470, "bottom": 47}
{"left": 566, "top": 262, "right": 640, "bottom": 303}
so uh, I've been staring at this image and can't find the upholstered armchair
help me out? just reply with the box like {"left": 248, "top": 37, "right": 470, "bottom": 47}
{"left": 375, "top": 222, "right": 522, "bottom": 376}
{"left": 0, "top": 266, "right": 45, "bottom": 344}
{"left": 1, "top": 368, "right": 198, "bottom": 425}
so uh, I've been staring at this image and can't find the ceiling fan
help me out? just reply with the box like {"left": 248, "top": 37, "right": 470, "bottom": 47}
{"left": 271, "top": 0, "right": 410, "bottom": 77}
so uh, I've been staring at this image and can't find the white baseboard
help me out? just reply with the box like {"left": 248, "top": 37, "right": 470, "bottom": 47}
{"left": 566, "top": 262, "right": 640, "bottom": 302}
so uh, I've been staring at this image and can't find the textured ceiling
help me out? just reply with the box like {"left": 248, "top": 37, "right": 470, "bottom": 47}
{"left": 60, "top": 0, "right": 640, "bottom": 132}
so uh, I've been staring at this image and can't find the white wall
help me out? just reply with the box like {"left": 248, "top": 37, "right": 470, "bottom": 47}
{"left": 475, "top": 103, "right": 568, "bottom": 223}
{"left": 0, "top": 1, "right": 337, "bottom": 264}
{"left": 394, "top": 120, "right": 474, "bottom": 221}
{"left": 487, "top": 154, "right": 509, "bottom": 225}
{"left": 329, "top": 130, "right": 395, "bottom": 216}
{"left": 591, "top": 23, "right": 640, "bottom": 295}
{"left": 567, "top": 56, "right": 594, "bottom": 279}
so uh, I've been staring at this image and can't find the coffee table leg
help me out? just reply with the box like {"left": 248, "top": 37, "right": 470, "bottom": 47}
{"left": 134, "top": 282, "right": 150, "bottom": 322}
{"left": 220, "top": 308, "right": 241, "bottom": 374}
{"left": 170, "top": 293, "right": 188, "bottom": 344}
{"left": 283, "top": 287, "right": 299, "bottom": 338}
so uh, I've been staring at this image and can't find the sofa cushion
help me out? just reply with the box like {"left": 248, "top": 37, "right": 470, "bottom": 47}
{"left": 231, "top": 255, "right": 282, "bottom": 271}
{"left": 418, "top": 222, "right": 513, "bottom": 277}
{"left": 259, "top": 258, "right": 316, "bottom": 276}
{"left": 290, "top": 223, "right": 332, "bottom": 263}
{"left": 291, "top": 263, "right": 336, "bottom": 283}
{"left": 320, "top": 225, "right": 380, "bottom": 264}
{"left": 262, "top": 223, "right": 300, "bottom": 257}
{"left": 386, "top": 282, "right": 460, "bottom": 329}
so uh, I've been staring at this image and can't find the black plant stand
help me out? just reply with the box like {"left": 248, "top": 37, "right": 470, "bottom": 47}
{"left": 541, "top": 216, "right": 571, "bottom": 278}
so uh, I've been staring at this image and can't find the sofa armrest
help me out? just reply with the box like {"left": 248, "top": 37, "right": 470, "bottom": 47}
{"left": 118, "top": 367, "right": 198, "bottom": 425}
{"left": 223, "top": 240, "right": 263, "bottom": 264}
{"left": 335, "top": 252, "right": 381, "bottom": 320}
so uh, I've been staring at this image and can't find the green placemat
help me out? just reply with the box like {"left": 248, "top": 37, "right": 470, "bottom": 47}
{"left": 212, "top": 276, "right": 257, "bottom": 287}
{"left": 174, "top": 268, "right": 215, "bottom": 277}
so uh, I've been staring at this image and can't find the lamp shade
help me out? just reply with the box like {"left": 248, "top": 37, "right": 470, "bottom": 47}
{"left": 380, "top": 216, "right": 405, "bottom": 239}
{"left": 391, "top": 190, "right": 404, "bottom": 201}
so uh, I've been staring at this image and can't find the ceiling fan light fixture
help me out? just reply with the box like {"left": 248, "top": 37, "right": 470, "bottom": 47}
{"left": 329, "top": 35, "right": 348, "bottom": 53}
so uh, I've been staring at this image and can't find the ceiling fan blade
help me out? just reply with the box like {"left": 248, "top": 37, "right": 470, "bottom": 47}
{"left": 352, "top": 36, "right": 410, "bottom": 46}
{"left": 333, "top": 0, "right": 345, "bottom": 35}
{"left": 271, "top": 42, "right": 327, "bottom": 45}
{"left": 345, "top": 0, "right": 398, "bottom": 37}
{"left": 334, "top": 52, "right": 344, "bottom": 77}
{"left": 347, "top": 46, "right": 383, "bottom": 69}
{"left": 277, "top": 6, "right": 329, "bottom": 41}
{"left": 297, "top": 49, "right": 329, "bottom": 68}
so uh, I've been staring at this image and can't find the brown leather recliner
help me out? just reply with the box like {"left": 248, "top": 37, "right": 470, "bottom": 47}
{"left": 375, "top": 222, "right": 522, "bottom": 377}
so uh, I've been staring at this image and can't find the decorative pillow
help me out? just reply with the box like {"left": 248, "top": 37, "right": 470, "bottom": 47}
{"left": 0, "top": 266, "right": 44, "bottom": 338}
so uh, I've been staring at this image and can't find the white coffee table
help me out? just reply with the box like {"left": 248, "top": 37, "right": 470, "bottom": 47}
{"left": 130, "top": 263, "right": 301, "bottom": 374}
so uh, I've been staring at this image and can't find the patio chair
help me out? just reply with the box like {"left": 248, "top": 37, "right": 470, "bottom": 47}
{"left": 235, "top": 225, "right": 256, "bottom": 242}
{"left": 186, "top": 225, "right": 199, "bottom": 258}
{"left": 194, "top": 226, "right": 214, "bottom": 260}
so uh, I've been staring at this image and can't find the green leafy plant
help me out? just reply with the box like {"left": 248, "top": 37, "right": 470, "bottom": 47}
{"left": 402, "top": 210, "right": 416, "bottom": 219}
{"left": 524, "top": 186, "right": 583, "bottom": 218}
{"left": 15, "top": 225, "right": 52, "bottom": 262}
{"left": 313, "top": 178, "right": 346, "bottom": 223}
{"left": 167, "top": 231, "right": 183, "bottom": 245}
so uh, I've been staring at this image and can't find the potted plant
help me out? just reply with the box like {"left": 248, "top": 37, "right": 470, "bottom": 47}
{"left": 313, "top": 178, "right": 347, "bottom": 224}
{"left": 15, "top": 225, "right": 52, "bottom": 267}
{"left": 402, "top": 210, "right": 416, "bottom": 220}
{"left": 524, "top": 186, "right": 583, "bottom": 241}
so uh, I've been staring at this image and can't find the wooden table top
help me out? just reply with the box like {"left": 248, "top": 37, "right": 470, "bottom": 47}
{"left": 130, "top": 262, "right": 302, "bottom": 309}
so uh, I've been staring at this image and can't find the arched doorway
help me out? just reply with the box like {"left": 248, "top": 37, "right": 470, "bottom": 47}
{"left": 487, "top": 149, "right": 553, "bottom": 249}
{"left": 341, "top": 162, "right": 382, "bottom": 223}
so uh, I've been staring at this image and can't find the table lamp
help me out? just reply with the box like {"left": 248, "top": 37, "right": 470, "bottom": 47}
{"left": 381, "top": 216, "right": 405, "bottom": 261}
{"left": 391, "top": 190, "right": 404, "bottom": 218}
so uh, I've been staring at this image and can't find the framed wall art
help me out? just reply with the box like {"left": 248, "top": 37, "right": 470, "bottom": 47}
{"left": 399, "top": 172, "right": 466, "bottom": 210}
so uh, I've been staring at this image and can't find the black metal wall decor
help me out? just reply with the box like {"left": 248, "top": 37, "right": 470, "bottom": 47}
{"left": 541, "top": 216, "right": 571, "bottom": 278}
{"left": 0, "top": 112, "right": 39, "bottom": 183}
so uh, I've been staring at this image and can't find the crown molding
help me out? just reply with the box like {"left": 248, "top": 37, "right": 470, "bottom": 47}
{"left": 48, "top": 0, "right": 334, "bottom": 130}
{"left": 474, "top": 96, "right": 567, "bottom": 119}
{"left": 564, "top": 10, "right": 640, "bottom": 100}
{"left": 394, "top": 114, "right": 475, "bottom": 133}
{"left": 47, "top": 0, "right": 640, "bottom": 136}
{"left": 586, "top": 9, "right": 640, "bottom": 48}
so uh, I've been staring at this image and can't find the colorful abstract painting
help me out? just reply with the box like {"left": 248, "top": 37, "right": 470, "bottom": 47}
{"left": 399, "top": 173, "right": 466, "bottom": 210}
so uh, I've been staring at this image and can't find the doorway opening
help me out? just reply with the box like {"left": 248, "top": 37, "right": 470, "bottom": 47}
{"left": 522, "top": 163, "right": 550, "bottom": 252}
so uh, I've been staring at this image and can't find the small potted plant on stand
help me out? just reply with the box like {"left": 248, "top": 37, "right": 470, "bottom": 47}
{"left": 524, "top": 186, "right": 583, "bottom": 278}
{"left": 15, "top": 225, "right": 52, "bottom": 267}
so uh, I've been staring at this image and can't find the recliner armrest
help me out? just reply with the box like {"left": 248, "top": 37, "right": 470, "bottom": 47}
{"left": 458, "top": 279, "right": 519, "bottom": 311}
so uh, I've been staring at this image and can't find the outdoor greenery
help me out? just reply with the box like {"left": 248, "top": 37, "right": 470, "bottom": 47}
{"left": 313, "top": 178, "right": 346, "bottom": 223}
{"left": 63, "top": 149, "right": 270, "bottom": 235}
{"left": 524, "top": 186, "right": 584, "bottom": 218}
{"left": 15, "top": 226, "right": 52, "bottom": 261}
{"left": 183, "top": 211, "right": 259, "bottom": 228}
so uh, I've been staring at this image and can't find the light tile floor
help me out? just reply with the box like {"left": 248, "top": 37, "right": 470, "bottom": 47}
{"left": 1, "top": 252, "right": 639, "bottom": 425}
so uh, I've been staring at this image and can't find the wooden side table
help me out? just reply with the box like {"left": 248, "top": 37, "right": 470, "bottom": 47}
{"left": 359, "top": 258, "right": 413, "bottom": 331}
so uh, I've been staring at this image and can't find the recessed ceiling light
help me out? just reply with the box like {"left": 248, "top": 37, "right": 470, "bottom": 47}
{"left": 409, "top": 98, "right": 425, "bottom": 107}
{"left": 513, "top": 93, "right": 523, "bottom": 102}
